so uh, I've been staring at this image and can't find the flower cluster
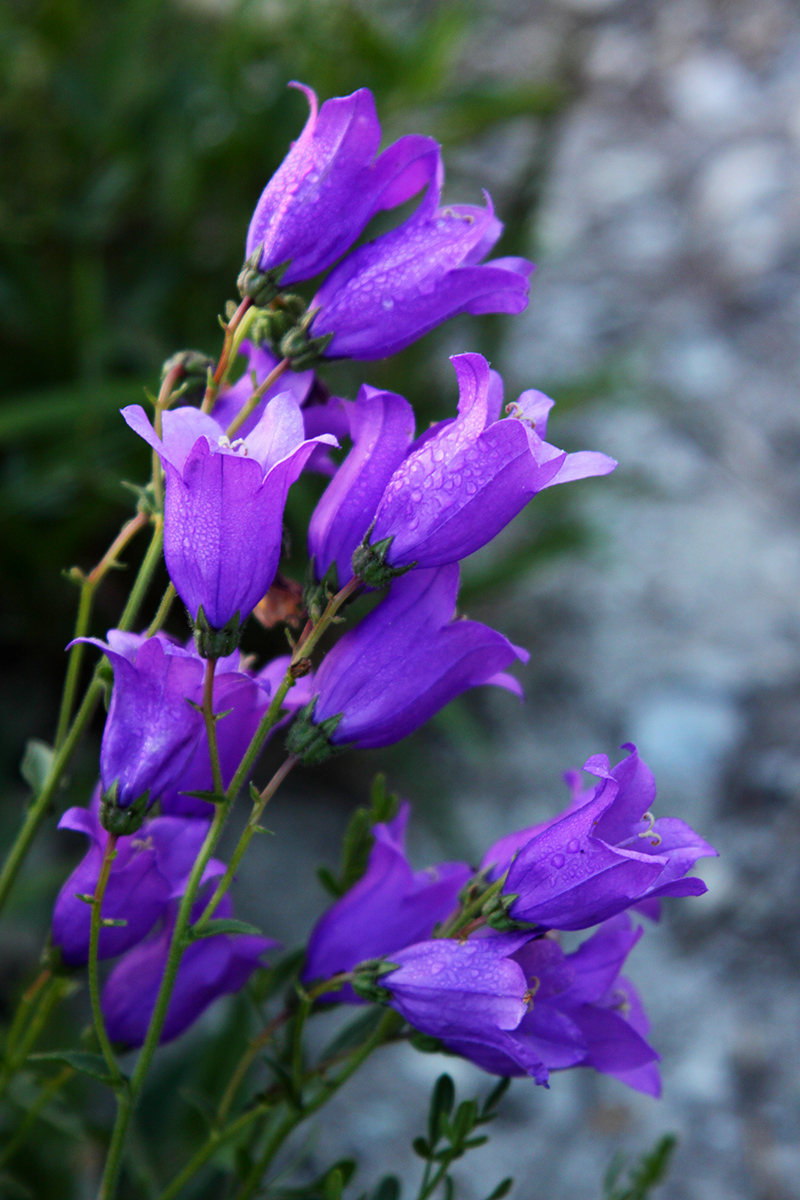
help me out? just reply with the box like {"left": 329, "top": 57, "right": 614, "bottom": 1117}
{"left": 46, "top": 80, "right": 715, "bottom": 1119}
{"left": 303, "top": 746, "right": 715, "bottom": 1094}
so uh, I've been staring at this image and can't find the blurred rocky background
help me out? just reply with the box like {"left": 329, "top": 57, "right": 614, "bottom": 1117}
{"left": 2, "top": 0, "right": 799, "bottom": 1197}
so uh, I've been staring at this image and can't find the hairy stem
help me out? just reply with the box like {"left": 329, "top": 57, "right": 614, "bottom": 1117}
{"left": 202, "top": 658, "right": 224, "bottom": 796}
{"left": 201, "top": 297, "right": 253, "bottom": 415}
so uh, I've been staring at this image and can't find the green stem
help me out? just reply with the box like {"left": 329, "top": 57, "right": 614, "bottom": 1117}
{"left": 147, "top": 582, "right": 176, "bottom": 637}
{"left": 217, "top": 1012, "right": 288, "bottom": 1125}
{"left": 116, "top": 517, "right": 164, "bottom": 634}
{"left": 0, "top": 1065, "right": 74, "bottom": 1169}
{"left": 156, "top": 1101, "right": 274, "bottom": 1200}
{"left": 437, "top": 878, "right": 504, "bottom": 939}
{"left": 225, "top": 357, "right": 289, "bottom": 439}
{"left": 88, "top": 834, "right": 124, "bottom": 1088}
{"left": 4, "top": 969, "right": 51, "bottom": 1062}
{"left": 193, "top": 757, "right": 296, "bottom": 932}
{"left": 234, "top": 1010, "right": 402, "bottom": 1200}
{"left": 98, "top": 801, "right": 232, "bottom": 1199}
{"left": 201, "top": 297, "right": 253, "bottom": 415}
{"left": 202, "top": 658, "right": 224, "bottom": 796}
{"left": 54, "top": 581, "right": 94, "bottom": 750}
{"left": 0, "top": 677, "right": 103, "bottom": 916}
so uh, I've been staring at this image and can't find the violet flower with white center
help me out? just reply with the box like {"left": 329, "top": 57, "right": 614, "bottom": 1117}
{"left": 101, "top": 887, "right": 277, "bottom": 1047}
{"left": 246, "top": 83, "right": 438, "bottom": 286}
{"left": 303, "top": 802, "right": 470, "bottom": 1000}
{"left": 286, "top": 564, "right": 527, "bottom": 761}
{"left": 307, "top": 158, "right": 533, "bottom": 360}
{"left": 493, "top": 745, "right": 717, "bottom": 931}
{"left": 52, "top": 790, "right": 210, "bottom": 965}
{"left": 347, "top": 353, "right": 616, "bottom": 585}
{"left": 122, "top": 394, "right": 337, "bottom": 634}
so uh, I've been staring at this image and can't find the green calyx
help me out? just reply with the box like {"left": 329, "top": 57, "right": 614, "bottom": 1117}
{"left": 192, "top": 607, "right": 242, "bottom": 659}
{"left": 351, "top": 957, "right": 399, "bottom": 1004}
{"left": 236, "top": 248, "right": 290, "bottom": 306}
{"left": 302, "top": 558, "right": 339, "bottom": 625}
{"left": 482, "top": 890, "right": 528, "bottom": 933}
{"left": 276, "top": 307, "right": 334, "bottom": 371}
{"left": 351, "top": 533, "right": 417, "bottom": 589}
{"left": 285, "top": 698, "right": 348, "bottom": 766}
{"left": 100, "top": 783, "right": 150, "bottom": 836}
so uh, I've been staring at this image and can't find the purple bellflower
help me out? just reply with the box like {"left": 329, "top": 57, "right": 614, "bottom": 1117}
{"left": 397, "top": 917, "right": 660, "bottom": 1095}
{"left": 310, "top": 354, "right": 616, "bottom": 587}
{"left": 303, "top": 802, "right": 470, "bottom": 1000}
{"left": 307, "top": 160, "right": 533, "bottom": 360}
{"left": 160, "top": 653, "right": 314, "bottom": 819}
{"left": 286, "top": 564, "right": 527, "bottom": 761}
{"left": 246, "top": 83, "right": 439, "bottom": 287}
{"left": 122, "top": 395, "right": 337, "bottom": 634}
{"left": 52, "top": 791, "right": 210, "bottom": 965}
{"left": 489, "top": 745, "right": 717, "bottom": 931}
{"left": 102, "top": 886, "right": 277, "bottom": 1047}
{"left": 72, "top": 632, "right": 208, "bottom": 815}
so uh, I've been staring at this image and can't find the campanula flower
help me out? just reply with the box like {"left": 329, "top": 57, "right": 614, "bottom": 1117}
{"left": 52, "top": 791, "right": 210, "bottom": 965}
{"left": 246, "top": 84, "right": 438, "bottom": 287}
{"left": 347, "top": 354, "right": 616, "bottom": 585}
{"left": 286, "top": 564, "right": 527, "bottom": 760}
{"left": 122, "top": 395, "right": 337, "bottom": 633}
{"left": 303, "top": 802, "right": 470, "bottom": 999}
{"left": 101, "top": 886, "right": 277, "bottom": 1047}
{"left": 307, "top": 161, "right": 533, "bottom": 360}
{"left": 492, "top": 746, "right": 717, "bottom": 931}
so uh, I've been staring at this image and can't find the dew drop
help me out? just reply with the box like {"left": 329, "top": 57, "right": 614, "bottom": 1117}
{"left": 381, "top": 297, "right": 394, "bottom": 310}
{"left": 551, "top": 854, "right": 565, "bottom": 869}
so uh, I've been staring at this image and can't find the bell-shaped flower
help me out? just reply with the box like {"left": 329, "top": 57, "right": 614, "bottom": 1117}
{"left": 160, "top": 653, "right": 314, "bottom": 819}
{"left": 307, "top": 164, "right": 533, "bottom": 360}
{"left": 308, "top": 385, "right": 415, "bottom": 586}
{"left": 286, "top": 565, "right": 527, "bottom": 760}
{"left": 246, "top": 83, "right": 439, "bottom": 287}
{"left": 52, "top": 790, "right": 210, "bottom": 965}
{"left": 101, "top": 885, "right": 277, "bottom": 1047}
{"left": 303, "top": 802, "right": 470, "bottom": 999}
{"left": 493, "top": 745, "right": 717, "bottom": 931}
{"left": 347, "top": 354, "right": 616, "bottom": 584}
{"left": 72, "top": 632, "right": 207, "bottom": 812}
{"left": 416, "top": 917, "right": 660, "bottom": 1095}
{"left": 122, "top": 394, "right": 337, "bottom": 632}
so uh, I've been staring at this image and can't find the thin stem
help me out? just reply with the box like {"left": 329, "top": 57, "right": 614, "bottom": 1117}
{"left": 98, "top": 802, "right": 231, "bottom": 1199}
{"left": 202, "top": 658, "right": 224, "bottom": 796}
{"left": 55, "top": 512, "right": 149, "bottom": 749}
{"left": 0, "top": 677, "right": 104, "bottom": 916}
{"left": 234, "top": 1010, "right": 402, "bottom": 1200}
{"left": 224, "top": 357, "right": 289, "bottom": 440}
{"left": 0, "top": 977, "right": 68, "bottom": 1102}
{"left": 148, "top": 582, "right": 176, "bottom": 637}
{"left": 88, "top": 834, "right": 124, "bottom": 1087}
{"left": 201, "top": 297, "right": 253, "bottom": 415}
{"left": 437, "top": 878, "right": 504, "bottom": 940}
{"left": 4, "top": 969, "right": 51, "bottom": 1061}
{"left": 0, "top": 1065, "right": 74, "bottom": 1169}
{"left": 156, "top": 1102, "right": 274, "bottom": 1200}
{"left": 116, "top": 516, "right": 164, "bottom": 634}
{"left": 217, "top": 1012, "right": 289, "bottom": 1125}
{"left": 194, "top": 757, "right": 296, "bottom": 932}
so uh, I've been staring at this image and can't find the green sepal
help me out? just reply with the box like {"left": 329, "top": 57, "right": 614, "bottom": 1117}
{"left": 99, "top": 784, "right": 149, "bottom": 836}
{"left": 285, "top": 698, "right": 349, "bottom": 766}
{"left": 273, "top": 306, "right": 333, "bottom": 370}
{"left": 192, "top": 606, "right": 243, "bottom": 659}
{"left": 351, "top": 957, "right": 398, "bottom": 1003}
{"left": 189, "top": 918, "right": 265, "bottom": 940}
{"left": 29, "top": 1050, "right": 126, "bottom": 1088}
{"left": 303, "top": 557, "right": 338, "bottom": 624}
{"left": 160, "top": 349, "right": 214, "bottom": 392}
{"left": 482, "top": 892, "right": 532, "bottom": 932}
{"left": 236, "top": 248, "right": 290, "bottom": 305}
{"left": 352, "top": 532, "right": 417, "bottom": 588}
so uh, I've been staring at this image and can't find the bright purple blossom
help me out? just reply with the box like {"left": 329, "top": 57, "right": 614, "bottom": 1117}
{"left": 308, "top": 162, "right": 533, "bottom": 360}
{"left": 73, "top": 632, "right": 208, "bottom": 810}
{"left": 490, "top": 745, "right": 717, "bottom": 931}
{"left": 122, "top": 396, "right": 337, "bottom": 630}
{"left": 52, "top": 791, "right": 209, "bottom": 965}
{"left": 351, "top": 354, "right": 616, "bottom": 579}
{"left": 292, "top": 564, "right": 527, "bottom": 755}
{"left": 246, "top": 83, "right": 438, "bottom": 285}
{"left": 303, "top": 802, "right": 470, "bottom": 1000}
{"left": 308, "top": 385, "right": 415, "bottom": 584}
{"left": 102, "top": 887, "right": 277, "bottom": 1047}
{"left": 160, "top": 653, "right": 314, "bottom": 819}
{"left": 415, "top": 917, "right": 661, "bottom": 1095}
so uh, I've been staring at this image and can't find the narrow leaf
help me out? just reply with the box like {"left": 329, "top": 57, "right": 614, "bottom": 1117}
{"left": 484, "top": 1179, "right": 514, "bottom": 1200}
{"left": 190, "top": 918, "right": 264, "bottom": 940}
{"left": 20, "top": 739, "right": 54, "bottom": 793}
{"left": 428, "top": 1074, "right": 455, "bottom": 1146}
{"left": 29, "top": 1051, "right": 120, "bottom": 1086}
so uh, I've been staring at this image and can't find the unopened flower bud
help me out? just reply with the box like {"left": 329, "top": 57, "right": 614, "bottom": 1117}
{"left": 161, "top": 350, "right": 215, "bottom": 383}
{"left": 100, "top": 783, "right": 149, "bottom": 836}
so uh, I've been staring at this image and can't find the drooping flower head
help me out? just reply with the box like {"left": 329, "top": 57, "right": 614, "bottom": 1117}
{"left": 489, "top": 745, "right": 717, "bottom": 931}
{"left": 246, "top": 84, "right": 439, "bottom": 288}
{"left": 303, "top": 802, "right": 470, "bottom": 1000}
{"left": 286, "top": 565, "right": 527, "bottom": 761}
{"left": 52, "top": 790, "right": 210, "bottom": 965}
{"left": 122, "top": 396, "right": 337, "bottom": 636}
